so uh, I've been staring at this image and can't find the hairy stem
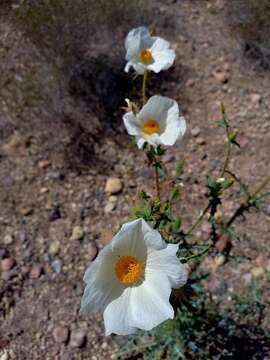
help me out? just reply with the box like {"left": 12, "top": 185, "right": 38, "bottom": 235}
{"left": 220, "top": 127, "right": 231, "bottom": 178}
{"left": 142, "top": 69, "right": 148, "bottom": 104}
{"left": 155, "top": 166, "right": 161, "bottom": 199}
{"left": 226, "top": 172, "right": 270, "bottom": 227}
{"left": 186, "top": 203, "right": 211, "bottom": 235}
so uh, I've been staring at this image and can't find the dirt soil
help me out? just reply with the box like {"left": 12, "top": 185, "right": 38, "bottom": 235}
{"left": 1, "top": 0, "right": 270, "bottom": 359}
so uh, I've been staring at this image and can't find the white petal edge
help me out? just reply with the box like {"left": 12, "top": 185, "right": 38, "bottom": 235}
{"left": 123, "top": 111, "right": 141, "bottom": 136}
{"left": 148, "top": 49, "right": 176, "bottom": 73}
{"left": 104, "top": 287, "right": 135, "bottom": 335}
{"left": 130, "top": 271, "right": 174, "bottom": 331}
{"left": 146, "top": 244, "right": 188, "bottom": 288}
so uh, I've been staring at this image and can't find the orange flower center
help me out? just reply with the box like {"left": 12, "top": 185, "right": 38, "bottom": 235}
{"left": 140, "top": 49, "right": 153, "bottom": 64}
{"left": 143, "top": 119, "right": 160, "bottom": 135}
{"left": 115, "top": 256, "right": 143, "bottom": 285}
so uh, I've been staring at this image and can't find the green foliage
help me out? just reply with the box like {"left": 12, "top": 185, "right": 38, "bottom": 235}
{"left": 116, "top": 277, "right": 270, "bottom": 359}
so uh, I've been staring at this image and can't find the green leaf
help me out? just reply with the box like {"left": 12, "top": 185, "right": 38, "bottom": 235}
{"left": 169, "top": 187, "right": 180, "bottom": 202}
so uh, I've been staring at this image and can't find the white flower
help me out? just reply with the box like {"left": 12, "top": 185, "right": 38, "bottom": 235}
{"left": 124, "top": 26, "right": 176, "bottom": 74}
{"left": 80, "top": 218, "right": 188, "bottom": 336}
{"left": 123, "top": 95, "right": 186, "bottom": 148}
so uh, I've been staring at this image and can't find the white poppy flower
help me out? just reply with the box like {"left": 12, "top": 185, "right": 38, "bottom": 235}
{"left": 124, "top": 26, "right": 176, "bottom": 74}
{"left": 123, "top": 95, "right": 186, "bottom": 149}
{"left": 80, "top": 218, "right": 188, "bottom": 336}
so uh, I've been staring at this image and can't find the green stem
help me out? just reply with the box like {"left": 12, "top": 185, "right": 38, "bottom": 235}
{"left": 184, "top": 244, "right": 213, "bottom": 262}
{"left": 220, "top": 127, "right": 231, "bottom": 178}
{"left": 226, "top": 172, "right": 270, "bottom": 227}
{"left": 142, "top": 69, "right": 148, "bottom": 104}
{"left": 155, "top": 166, "right": 161, "bottom": 199}
{"left": 186, "top": 203, "right": 211, "bottom": 235}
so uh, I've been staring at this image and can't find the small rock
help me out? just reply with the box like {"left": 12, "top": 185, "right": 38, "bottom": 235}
{"left": 3, "top": 234, "right": 13, "bottom": 245}
{"left": 29, "top": 264, "right": 43, "bottom": 279}
{"left": 108, "top": 195, "right": 117, "bottom": 203}
{"left": 51, "top": 259, "right": 62, "bottom": 274}
{"left": 49, "top": 207, "right": 61, "bottom": 222}
{"left": 186, "top": 78, "right": 195, "bottom": 87}
{"left": 40, "top": 187, "right": 49, "bottom": 194}
{"left": 215, "top": 234, "right": 232, "bottom": 253}
{"left": 88, "top": 243, "right": 98, "bottom": 261}
{"left": 104, "top": 202, "right": 116, "bottom": 214}
{"left": 191, "top": 126, "right": 201, "bottom": 137}
{"left": 0, "top": 350, "right": 9, "bottom": 360}
{"left": 1, "top": 258, "right": 16, "bottom": 271}
{"left": 214, "top": 255, "right": 226, "bottom": 267}
{"left": 49, "top": 240, "right": 61, "bottom": 255}
{"left": 0, "top": 248, "right": 7, "bottom": 259}
{"left": 213, "top": 70, "right": 229, "bottom": 84}
{"left": 38, "top": 160, "right": 51, "bottom": 169}
{"left": 250, "top": 93, "right": 261, "bottom": 105}
{"left": 69, "top": 329, "right": 86, "bottom": 348}
{"left": 53, "top": 326, "right": 69, "bottom": 344}
{"left": 251, "top": 267, "right": 264, "bottom": 278}
{"left": 105, "top": 177, "right": 123, "bottom": 195}
{"left": 196, "top": 137, "right": 206, "bottom": 145}
{"left": 19, "top": 206, "right": 33, "bottom": 216}
{"left": 70, "top": 226, "right": 84, "bottom": 241}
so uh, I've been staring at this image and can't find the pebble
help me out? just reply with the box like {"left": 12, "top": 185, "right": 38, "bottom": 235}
{"left": 213, "top": 70, "right": 229, "bottom": 84}
{"left": 214, "top": 255, "right": 226, "bottom": 267}
{"left": 251, "top": 267, "right": 264, "bottom": 278}
{"left": 105, "top": 177, "right": 123, "bottom": 195}
{"left": 70, "top": 226, "right": 84, "bottom": 241}
{"left": 0, "top": 248, "right": 7, "bottom": 259}
{"left": 29, "top": 264, "right": 43, "bottom": 279}
{"left": 38, "top": 160, "right": 51, "bottom": 169}
{"left": 1, "top": 258, "right": 16, "bottom": 271}
{"left": 51, "top": 259, "right": 62, "bottom": 274}
{"left": 19, "top": 206, "right": 33, "bottom": 216}
{"left": 49, "top": 240, "right": 61, "bottom": 255}
{"left": 196, "top": 137, "right": 206, "bottom": 145}
{"left": 53, "top": 326, "right": 69, "bottom": 344}
{"left": 215, "top": 234, "right": 232, "bottom": 253}
{"left": 108, "top": 195, "right": 117, "bottom": 203}
{"left": 3, "top": 234, "right": 13, "bottom": 245}
{"left": 69, "top": 329, "right": 86, "bottom": 348}
{"left": 88, "top": 243, "right": 98, "bottom": 261}
{"left": 104, "top": 202, "right": 116, "bottom": 214}
{"left": 191, "top": 126, "right": 201, "bottom": 137}
{"left": 250, "top": 93, "right": 262, "bottom": 105}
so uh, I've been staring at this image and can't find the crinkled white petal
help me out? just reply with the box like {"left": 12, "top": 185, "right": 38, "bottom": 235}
{"left": 104, "top": 271, "right": 174, "bottom": 335}
{"left": 147, "top": 244, "right": 188, "bottom": 288}
{"left": 138, "top": 95, "right": 174, "bottom": 127}
{"left": 124, "top": 95, "right": 185, "bottom": 148}
{"left": 130, "top": 271, "right": 174, "bottom": 331}
{"left": 104, "top": 287, "right": 135, "bottom": 335}
{"left": 148, "top": 49, "right": 176, "bottom": 73}
{"left": 80, "top": 247, "right": 124, "bottom": 314}
{"left": 123, "top": 111, "right": 142, "bottom": 136}
{"left": 111, "top": 218, "right": 147, "bottom": 259}
{"left": 124, "top": 28, "right": 175, "bottom": 74}
{"left": 160, "top": 115, "right": 186, "bottom": 146}
{"left": 125, "top": 27, "right": 153, "bottom": 61}
{"left": 111, "top": 218, "right": 165, "bottom": 257}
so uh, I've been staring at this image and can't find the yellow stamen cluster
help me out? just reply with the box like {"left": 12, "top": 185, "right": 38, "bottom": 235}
{"left": 140, "top": 49, "right": 153, "bottom": 64}
{"left": 115, "top": 256, "right": 143, "bottom": 285}
{"left": 143, "top": 119, "right": 160, "bottom": 135}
